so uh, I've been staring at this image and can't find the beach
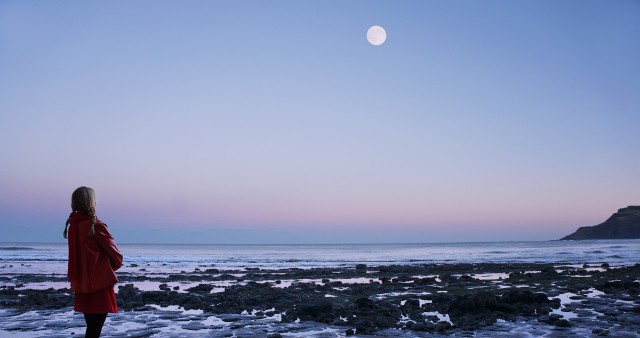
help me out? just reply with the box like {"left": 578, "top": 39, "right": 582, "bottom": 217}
{"left": 1, "top": 241, "right": 639, "bottom": 337}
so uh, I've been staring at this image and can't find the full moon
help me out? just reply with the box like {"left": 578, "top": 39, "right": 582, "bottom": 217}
{"left": 367, "top": 26, "right": 387, "bottom": 46}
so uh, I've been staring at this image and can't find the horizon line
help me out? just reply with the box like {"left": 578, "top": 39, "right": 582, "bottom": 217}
{"left": 1, "top": 239, "right": 582, "bottom": 246}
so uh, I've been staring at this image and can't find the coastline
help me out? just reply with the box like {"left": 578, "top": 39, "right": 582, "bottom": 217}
{"left": 1, "top": 261, "right": 639, "bottom": 337}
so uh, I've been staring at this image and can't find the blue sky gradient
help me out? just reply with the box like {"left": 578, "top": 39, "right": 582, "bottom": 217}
{"left": 1, "top": 1, "right": 639, "bottom": 243}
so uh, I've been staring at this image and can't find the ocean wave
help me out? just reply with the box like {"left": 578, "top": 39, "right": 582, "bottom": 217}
{"left": 0, "top": 247, "right": 38, "bottom": 251}
{"left": 2, "top": 258, "right": 65, "bottom": 262}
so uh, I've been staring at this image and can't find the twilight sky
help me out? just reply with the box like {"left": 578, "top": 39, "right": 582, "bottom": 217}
{"left": 1, "top": 1, "right": 638, "bottom": 244}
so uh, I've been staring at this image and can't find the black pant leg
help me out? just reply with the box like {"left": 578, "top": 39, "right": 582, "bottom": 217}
{"left": 83, "top": 313, "right": 107, "bottom": 338}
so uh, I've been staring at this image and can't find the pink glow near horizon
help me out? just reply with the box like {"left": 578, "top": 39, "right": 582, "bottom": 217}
{"left": 0, "top": 170, "right": 627, "bottom": 231}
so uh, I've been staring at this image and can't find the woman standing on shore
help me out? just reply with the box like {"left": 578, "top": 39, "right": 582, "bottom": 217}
{"left": 63, "top": 186, "right": 123, "bottom": 338}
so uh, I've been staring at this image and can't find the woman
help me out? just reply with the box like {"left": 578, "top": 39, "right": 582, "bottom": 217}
{"left": 64, "top": 186, "right": 123, "bottom": 338}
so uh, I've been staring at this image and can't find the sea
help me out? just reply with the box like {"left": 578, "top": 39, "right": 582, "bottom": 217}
{"left": 1, "top": 239, "right": 639, "bottom": 277}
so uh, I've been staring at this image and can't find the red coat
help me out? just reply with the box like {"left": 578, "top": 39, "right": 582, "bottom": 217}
{"left": 67, "top": 211, "right": 123, "bottom": 294}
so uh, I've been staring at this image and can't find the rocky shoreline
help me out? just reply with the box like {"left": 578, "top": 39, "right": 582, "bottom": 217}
{"left": 1, "top": 262, "right": 639, "bottom": 337}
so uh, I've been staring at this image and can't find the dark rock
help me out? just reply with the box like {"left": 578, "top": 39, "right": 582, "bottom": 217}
{"left": 436, "top": 321, "right": 452, "bottom": 332}
{"left": 355, "top": 264, "right": 367, "bottom": 271}
{"left": 377, "top": 266, "right": 390, "bottom": 273}
{"left": 415, "top": 277, "right": 436, "bottom": 284}
{"left": 402, "top": 299, "right": 420, "bottom": 308}
{"left": 333, "top": 319, "right": 347, "bottom": 326}
{"left": 186, "top": 284, "right": 214, "bottom": 293}
{"left": 537, "top": 305, "right": 551, "bottom": 315}
{"left": 354, "top": 319, "right": 373, "bottom": 333}
{"left": 354, "top": 297, "right": 375, "bottom": 310}
{"left": 440, "top": 274, "right": 456, "bottom": 282}
{"left": 345, "top": 328, "right": 355, "bottom": 336}
{"left": 26, "top": 292, "right": 48, "bottom": 306}
{"left": 541, "top": 266, "right": 557, "bottom": 275}
{"left": 396, "top": 275, "right": 413, "bottom": 283}
{"left": 425, "top": 315, "right": 440, "bottom": 322}
{"left": 298, "top": 300, "right": 333, "bottom": 320}
{"left": 374, "top": 315, "right": 392, "bottom": 328}
{"left": 501, "top": 290, "right": 549, "bottom": 305}
{"left": 411, "top": 322, "right": 427, "bottom": 331}
{"left": 473, "top": 291, "right": 497, "bottom": 308}
{"left": 459, "top": 275, "right": 476, "bottom": 282}
{"left": 561, "top": 206, "right": 640, "bottom": 240}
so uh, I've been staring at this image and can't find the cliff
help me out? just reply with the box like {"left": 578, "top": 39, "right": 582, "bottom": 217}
{"left": 561, "top": 206, "right": 640, "bottom": 240}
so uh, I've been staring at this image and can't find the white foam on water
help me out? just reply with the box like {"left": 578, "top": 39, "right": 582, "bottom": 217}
{"left": 148, "top": 304, "right": 204, "bottom": 315}
{"left": 201, "top": 315, "right": 227, "bottom": 326}
{"left": 419, "top": 299, "right": 432, "bottom": 307}
{"left": 266, "top": 312, "right": 284, "bottom": 322}
{"left": 0, "top": 309, "right": 84, "bottom": 337}
{"left": 272, "top": 278, "right": 322, "bottom": 288}
{"left": 498, "top": 284, "right": 530, "bottom": 289}
{"left": 399, "top": 299, "right": 431, "bottom": 306}
{"left": 374, "top": 291, "right": 431, "bottom": 299}
{"left": 422, "top": 311, "right": 452, "bottom": 324}
{"left": 246, "top": 308, "right": 276, "bottom": 316}
{"left": 397, "top": 313, "right": 412, "bottom": 325}
{"left": 0, "top": 331, "right": 41, "bottom": 337}
{"left": 334, "top": 277, "right": 376, "bottom": 284}
{"left": 473, "top": 272, "right": 510, "bottom": 280}
{"left": 14, "top": 282, "right": 69, "bottom": 290}
{"left": 106, "top": 319, "right": 148, "bottom": 333}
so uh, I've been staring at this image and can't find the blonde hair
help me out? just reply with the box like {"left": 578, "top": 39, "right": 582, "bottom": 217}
{"left": 63, "top": 186, "right": 98, "bottom": 238}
